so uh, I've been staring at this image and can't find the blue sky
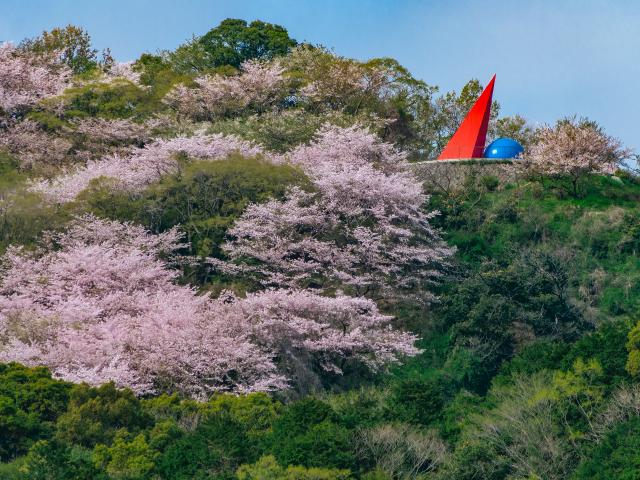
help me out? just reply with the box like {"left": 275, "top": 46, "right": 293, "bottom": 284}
{"left": 2, "top": 0, "right": 639, "bottom": 152}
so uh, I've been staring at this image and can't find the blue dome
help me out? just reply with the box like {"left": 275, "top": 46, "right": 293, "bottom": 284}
{"left": 483, "top": 138, "right": 524, "bottom": 159}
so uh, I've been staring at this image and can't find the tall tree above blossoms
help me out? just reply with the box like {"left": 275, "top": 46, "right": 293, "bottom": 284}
{"left": 19, "top": 24, "right": 98, "bottom": 74}
{"left": 169, "top": 18, "right": 297, "bottom": 72}
{"left": 526, "top": 117, "right": 631, "bottom": 196}
{"left": 0, "top": 43, "right": 71, "bottom": 116}
{"left": 220, "top": 125, "right": 453, "bottom": 303}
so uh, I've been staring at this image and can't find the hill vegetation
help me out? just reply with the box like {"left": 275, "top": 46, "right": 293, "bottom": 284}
{"left": 0, "top": 19, "right": 638, "bottom": 479}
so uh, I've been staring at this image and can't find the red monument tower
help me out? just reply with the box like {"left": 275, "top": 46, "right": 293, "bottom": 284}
{"left": 438, "top": 74, "right": 496, "bottom": 160}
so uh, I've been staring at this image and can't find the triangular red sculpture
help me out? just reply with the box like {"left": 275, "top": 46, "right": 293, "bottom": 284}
{"left": 438, "top": 74, "right": 496, "bottom": 160}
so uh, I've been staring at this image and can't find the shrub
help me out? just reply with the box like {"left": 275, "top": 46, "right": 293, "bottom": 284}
{"left": 571, "top": 416, "right": 640, "bottom": 480}
{"left": 55, "top": 383, "right": 153, "bottom": 448}
{"left": 155, "top": 412, "right": 254, "bottom": 479}
{"left": 269, "top": 399, "right": 356, "bottom": 470}
{"left": 82, "top": 155, "right": 307, "bottom": 261}
{"left": 237, "top": 455, "right": 352, "bottom": 480}
{"left": 0, "top": 363, "right": 71, "bottom": 461}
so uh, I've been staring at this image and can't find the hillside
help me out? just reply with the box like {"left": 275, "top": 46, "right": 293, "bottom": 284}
{"left": 1, "top": 20, "right": 639, "bottom": 480}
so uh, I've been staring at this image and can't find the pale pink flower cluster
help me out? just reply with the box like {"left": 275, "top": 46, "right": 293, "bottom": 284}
{"left": 31, "top": 132, "right": 263, "bottom": 202}
{"left": 0, "top": 215, "right": 284, "bottom": 398}
{"left": 71, "top": 117, "right": 155, "bottom": 145}
{"left": 526, "top": 119, "right": 630, "bottom": 176}
{"left": 104, "top": 61, "right": 141, "bottom": 84}
{"left": 0, "top": 215, "right": 419, "bottom": 397}
{"left": 0, "top": 42, "right": 71, "bottom": 115}
{"left": 225, "top": 289, "right": 419, "bottom": 377}
{"left": 0, "top": 120, "right": 72, "bottom": 169}
{"left": 164, "top": 60, "right": 288, "bottom": 120}
{"left": 222, "top": 125, "right": 453, "bottom": 301}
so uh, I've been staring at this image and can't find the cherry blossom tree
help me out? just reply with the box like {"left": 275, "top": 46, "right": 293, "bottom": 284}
{"left": 221, "top": 289, "right": 419, "bottom": 385}
{"left": 30, "top": 132, "right": 264, "bottom": 202}
{"left": 220, "top": 125, "right": 453, "bottom": 302}
{"left": 70, "top": 117, "right": 152, "bottom": 145}
{"left": 164, "top": 59, "right": 288, "bottom": 120}
{"left": 0, "top": 120, "right": 72, "bottom": 170}
{"left": 0, "top": 215, "right": 419, "bottom": 397}
{"left": 0, "top": 215, "right": 285, "bottom": 398}
{"left": 525, "top": 117, "right": 631, "bottom": 196}
{"left": 0, "top": 42, "right": 71, "bottom": 116}
{"left": 103, "top": 61, "right": 142, "bottom": 84}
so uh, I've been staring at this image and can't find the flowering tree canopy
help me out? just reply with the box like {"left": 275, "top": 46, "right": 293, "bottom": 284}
{"left": 164, "top": 60, "right": 288, "bottom": 120}
{"left": 220, "top": 125, "right": 453, "bottom": 302}
{"left": 526, "top": 118, "right": 631, "bottom": 195}
{"left": 0, "top": 215, "right": 419, "bottom": 398}
{"left": 0, "top": 215, "right": 285, "bottom": 398}
{"left": 0, "top": 42, "right": 71, "bottom": 116}
{"left": 31, "top": 132, "right": 264, "bottom": 202}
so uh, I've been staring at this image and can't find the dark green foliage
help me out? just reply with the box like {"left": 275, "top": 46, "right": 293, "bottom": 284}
{"left": 438, "top": 250, "right": 586, "bottom": 392}
{"left": 0, "top": 153, "right": 70, "bottom": 255}
{"left": 436, "top": 441, "right": 510, "bottom": 480}
{"left": 54, "top": 79, "right": 162, "bottom": 120}
{"left": 197, "top": 18, "right": 296, "bottom": 69}
{"left": 268, "top": 399, "right": 356, "bottom": 470}
{"left": 0, "top": 364, "right": 71, "bottom": 461}
{"left": 389, "top": 376, "right": 445, "bottom": 426}
{"left": 494, "top": 340, "right": 570, "bottom": 383}
{"left": 55, "top": 383, "right": 153, "bottom": 448}
{"left": 156, "top": 412, "right": 254, "bottom": 479}
{"left": 572, "top": 416, "right": 640, "bottom": 480}
{"left": 561, "top": 320, "right": 631, "bottom": 388}
{"left": 20, "top": 440, "right": 104, "bottom": 480}
{"left": 167, "top": 18, "right": 296, "bottom": 74}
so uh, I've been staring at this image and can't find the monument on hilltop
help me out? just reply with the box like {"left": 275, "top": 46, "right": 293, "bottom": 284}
{"left": 437, "top": 75, "right": 523, "bottom": 161}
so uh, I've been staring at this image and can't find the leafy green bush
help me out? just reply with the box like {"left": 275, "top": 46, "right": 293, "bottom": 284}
{"left": 237, "top": 455, "right": 352, "bottom": 480}
{"left": 155, "top": 412, "right": 254, "bottom": 479}
{"left": 55, "top": 383, "right": 153, "bottom": 448}
{"left": 49, "top": 79, "right": 162, "bottom": 120}
{"left": 572, "top": 416, "right": 640, "bottom": 480}
{"left": 20, "top": 440, "right": 103, "bottom": 480}
{"left": 0, "top": 363, "right": 71, "bottom": 461}
{"left": 268, "top": 399, "right": 356, "bottom": 470}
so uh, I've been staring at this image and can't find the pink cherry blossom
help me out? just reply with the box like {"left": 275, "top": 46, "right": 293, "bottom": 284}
{"left": 164, "top": 59, "right": 288, "bottom": 120}
{"left": 220, "top": 125, "right": 453, "bottom": 302}
{"left": 0, "top": 215, "right": 284, "bottom": 398}
{"left": 0, "top": 42, "right": 71, "bottom": 115}
{"left": 30, "top": 132, "right": 264, "bottom": 202}
{"left": 0, "top": 215, "right": 418, "bottom": 397}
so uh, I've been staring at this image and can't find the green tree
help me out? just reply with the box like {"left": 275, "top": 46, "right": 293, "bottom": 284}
{"left": 21, "top": 440, "right": 105, "bottom": 480}
{"left": 236, "top": 455, "right": 352, "bottom": 480}
{"left": 268, "top": 399, "right": 356, "bottom": 470}
{"left": 155, "top": 412, "right": 254, "bottom": 479}
{"left": 170, "top": 19, "right": 297, "bottom": 72}
{"left": 571, "top": 416, "right": 640, "bottom": 480}
{"left": 20, "top": 24, "right": 98, "bottom": 74}
{"left": 93, "top": 431, "right": 158, "bottom": 480}
{"left": 55, "top": 383, "right": 153, "bottom": 448}
{"left": 0, "top": 363, "right": 71, "bottom": 461}
{"left": 199, "top": 19, "right": 296, "bottom": 68}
